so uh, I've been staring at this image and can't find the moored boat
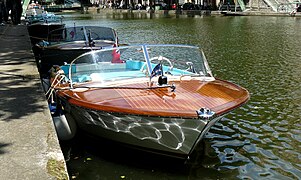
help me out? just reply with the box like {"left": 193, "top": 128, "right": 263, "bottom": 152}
{"left": 33, "top": 26, "right": 119, "bottom": 77}
{"left": 25, "top": 2, "right": 65, "bottom": 45}
{"left": 27, "top": 22, "right": 65, "bottom": 45}
{"left": 48, "top": 44, "right": 249, "bottom": 159}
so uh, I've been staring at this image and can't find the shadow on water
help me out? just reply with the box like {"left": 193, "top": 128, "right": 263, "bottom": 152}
{"left": 61, "top": 129, "right": 241, "bottom": 179}
{"left": 61, "top": 131, "right": 189, "bottom": 179}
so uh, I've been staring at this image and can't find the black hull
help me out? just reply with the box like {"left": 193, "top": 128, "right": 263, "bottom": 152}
{"left": 27, "top": 23, "right": 65, "bottom": 45}
{"left": 33, "top": 48, "right": 93, "bottom": 76}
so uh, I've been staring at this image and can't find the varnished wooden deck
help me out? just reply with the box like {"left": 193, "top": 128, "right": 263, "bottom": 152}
{"left": 58, "top": 79, "right": 249, "bottom": 118}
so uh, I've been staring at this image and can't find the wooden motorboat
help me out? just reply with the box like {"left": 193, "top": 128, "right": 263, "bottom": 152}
{"left": 48, "top": 44, "right": 249, "bottom": 159}
{"left": 33, "top": 26, "right": 119, "bottom": 77}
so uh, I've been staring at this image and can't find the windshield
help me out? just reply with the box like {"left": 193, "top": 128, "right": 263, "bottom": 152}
{"left": 47, "top": 26, "right": 117, "bottom": 45}
{"left": 61, "top": 44, "right": 213, "bottom": 86}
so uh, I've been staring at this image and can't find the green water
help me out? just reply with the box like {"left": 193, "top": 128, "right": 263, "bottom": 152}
{"left": 61, "top": 12, "right": 301, "bottom": 179}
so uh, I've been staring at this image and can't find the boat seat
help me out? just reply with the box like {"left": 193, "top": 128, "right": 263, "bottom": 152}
{"left": 60, "top": 62, "right": 127, "bottom": 75}
{"left": 60, "top": 59, "right": 195, "bottom": 83}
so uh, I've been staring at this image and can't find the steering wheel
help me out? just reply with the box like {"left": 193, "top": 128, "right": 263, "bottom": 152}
{"left": 140, "top": 56, "right": 173, "bottom": 74}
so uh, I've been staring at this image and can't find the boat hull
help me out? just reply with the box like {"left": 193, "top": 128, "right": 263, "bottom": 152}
{"left": 33, "top": 42, "right": 115, "bottom": 76}
{"left": 49, "top": 44, "right": 250, "bottom": 159}
{"left": 63, "top": 103, "right": 223, "bottom": 159}
{"left": 32, "top": 25, "right": 118, "bottom": 76}
{"left": 34, "top": 48, "right": 94, "bottom": 76}
{"left": 27, "top": 23, "right": 65, "bottom": 45}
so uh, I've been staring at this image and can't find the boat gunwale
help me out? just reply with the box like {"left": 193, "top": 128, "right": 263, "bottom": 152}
{"left": 56, "top": 78, "right": 249, "bottom": 119}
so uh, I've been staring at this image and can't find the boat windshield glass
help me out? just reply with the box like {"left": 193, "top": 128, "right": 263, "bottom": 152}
{"left": 63, "top": 44, "right": 213, "bottom": 85}
{"left": 47, "top": 26, "right": 116, "bottom": 45}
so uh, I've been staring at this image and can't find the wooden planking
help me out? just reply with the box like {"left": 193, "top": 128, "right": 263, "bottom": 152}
{"left": 59, "top": 79, "right": 249, "bottom": 118}
{"left": 115, "top": 80, "right": 234, "bottom": 111}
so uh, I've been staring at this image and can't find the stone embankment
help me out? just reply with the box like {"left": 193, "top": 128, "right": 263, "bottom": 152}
{"left": 84, "top": 7, "right": 301, "bottom": 17}
{"left": 0, "top": 24, "right": 68, "bottom": 179}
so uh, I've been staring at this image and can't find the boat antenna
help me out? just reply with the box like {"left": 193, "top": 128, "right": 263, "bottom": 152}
{"left": 83, "top": 26, "right": 89, "bottom": 47}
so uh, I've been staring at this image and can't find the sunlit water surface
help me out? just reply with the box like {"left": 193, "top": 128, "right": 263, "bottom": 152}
{"left": 59, "top": 12, "right": 301, "bottom": 179}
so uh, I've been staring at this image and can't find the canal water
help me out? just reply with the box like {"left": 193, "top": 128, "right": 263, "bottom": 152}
{"left": 59, "top": 12, "right": 301, "bottom": 179}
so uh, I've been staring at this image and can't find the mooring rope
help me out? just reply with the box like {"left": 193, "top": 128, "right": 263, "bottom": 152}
{"left": 46, "top": 74, "right": 66, "bottom": 101}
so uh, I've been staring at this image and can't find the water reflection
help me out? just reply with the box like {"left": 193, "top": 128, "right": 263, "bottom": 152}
{"left": 61, "top": 14, "right": 301, "bottom": 179}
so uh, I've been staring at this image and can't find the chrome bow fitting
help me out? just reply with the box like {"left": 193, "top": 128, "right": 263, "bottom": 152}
{"left": 196, "top": 107, "right": 215, "bottom": 119}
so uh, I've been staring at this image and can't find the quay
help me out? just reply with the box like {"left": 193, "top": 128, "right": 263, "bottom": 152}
{"left": 79, "top": 7, "right": 301, "bottom": 17}
{"left": 0, "top": 24, "right": 68, "bottom": 179}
